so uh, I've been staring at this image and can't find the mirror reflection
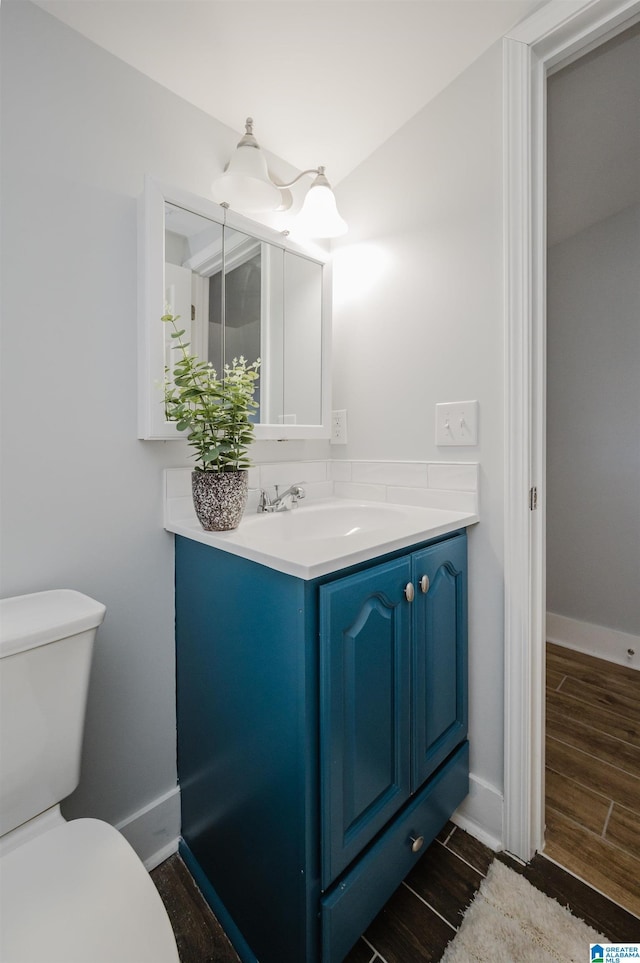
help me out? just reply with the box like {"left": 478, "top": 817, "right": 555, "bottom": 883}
{"left": 163, "top": 202, "right": 323, "bottom": 428}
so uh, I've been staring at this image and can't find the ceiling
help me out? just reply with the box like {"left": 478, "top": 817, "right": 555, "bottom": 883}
{"left": 33, "top": 0, "right": 542, "bottom": 184}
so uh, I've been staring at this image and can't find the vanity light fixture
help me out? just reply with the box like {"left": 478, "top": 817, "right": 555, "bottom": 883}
{"left": 212, "top": 117, "right": 347, "bottom": 239}
{"left": 212, "top": 117, "right": 281, "bottom": 213}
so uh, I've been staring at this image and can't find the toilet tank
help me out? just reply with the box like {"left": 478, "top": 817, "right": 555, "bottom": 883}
{"left": 0, "top": 590, "right": 106, "bottom": 837}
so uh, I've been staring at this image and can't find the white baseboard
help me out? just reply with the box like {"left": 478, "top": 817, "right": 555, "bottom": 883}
{"left": 113, "top": 774, "right": 502, "bottom": 874}
{"left": 115, "top": 785, "right": 181, "bottom": 870}
{"left": 547, "top": 612, "right": 640, "bottom": 671}
{"left": 452, "top": 771, "right": 503, "bottom": 852}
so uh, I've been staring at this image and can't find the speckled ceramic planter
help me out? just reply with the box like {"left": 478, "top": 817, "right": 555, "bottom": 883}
{"left": 191, "top": 470, "right": 248, "bottom": 532}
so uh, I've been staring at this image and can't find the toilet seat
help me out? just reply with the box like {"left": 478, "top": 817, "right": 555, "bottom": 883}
{"left": 0, "top": 818, "right": 180, "bottom": 963}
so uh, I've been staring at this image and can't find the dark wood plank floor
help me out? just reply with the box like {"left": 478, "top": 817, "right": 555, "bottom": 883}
{"left": 545, "top": 642, "right": 640, "bottom": 916}
{"left": 151, "top": 821, "right": 640, "bottom": 963}
{"left": 151, "top": 854, "right": 240, "bottom": 963}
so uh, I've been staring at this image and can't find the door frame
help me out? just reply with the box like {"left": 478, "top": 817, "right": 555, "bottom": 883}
{"left": 502, "top": 0, "right": 640, "bottom": 861}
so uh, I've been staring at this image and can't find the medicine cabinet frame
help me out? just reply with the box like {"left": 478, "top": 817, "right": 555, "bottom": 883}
{"left": 137, "top": 176, "right": 332, "bottom": 441}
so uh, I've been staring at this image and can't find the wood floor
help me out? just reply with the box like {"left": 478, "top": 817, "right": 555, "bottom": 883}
{"left": 151, "top": 855, "right": 240, "bottom": 963}
{"left": 151, "top": 821, "right": 640, "bottom": 963}
{"left": 545, "top": 642, "right": 640, "bottom": 917}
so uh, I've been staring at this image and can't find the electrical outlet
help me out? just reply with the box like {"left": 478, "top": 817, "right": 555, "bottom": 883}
{"left": 331, "top": 409, "right": 348, "bottom": 445}
{"left": 435, "top": 401, "right": 478, "bottom": 446}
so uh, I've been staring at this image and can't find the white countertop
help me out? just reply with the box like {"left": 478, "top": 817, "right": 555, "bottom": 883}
{"left": 165, "top": 497, "right": 478, "bottom": 580}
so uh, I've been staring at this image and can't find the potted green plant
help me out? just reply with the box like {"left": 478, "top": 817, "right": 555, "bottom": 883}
{"left": 163, "top": 313, "right": 260, "bottom": 531}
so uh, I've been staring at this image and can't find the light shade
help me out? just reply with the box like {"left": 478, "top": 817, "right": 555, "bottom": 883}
{"left": 213, "top": 120, "right": 348, "bottom": 237}
{"left": 212, "top": 119, "right": 282, "bottom": 213}
{"left": 294, "top": 168, "right": 347, "bottom": 239}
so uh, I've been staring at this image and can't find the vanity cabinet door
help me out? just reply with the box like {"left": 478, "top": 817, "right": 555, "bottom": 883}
{"left": 319, "top": 556, "right": 412, "bottom": 888}
{"left": 411, "top": 534, "right": 468, "bottom": 789}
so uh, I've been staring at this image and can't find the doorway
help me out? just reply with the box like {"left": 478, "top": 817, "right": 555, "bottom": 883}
{"left": 543, "top": 24, "right": 640, "bottom": 915}
{"left": 502, "top": 0, "right": 640, "bottom": 869}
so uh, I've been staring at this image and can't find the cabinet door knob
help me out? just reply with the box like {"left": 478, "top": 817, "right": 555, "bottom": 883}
{"left": 404, "top": 582, "right": 415, "bottom": 602}
{"left": 410, "top": 834, "right": 424, "bottom": 853}
{"left": 420, "top": 575, "right": 430, "bottom": 594}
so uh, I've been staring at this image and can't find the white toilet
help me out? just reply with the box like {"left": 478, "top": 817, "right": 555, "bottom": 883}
{"left": 0, "top": 589, "right": 180, "bottom": 963}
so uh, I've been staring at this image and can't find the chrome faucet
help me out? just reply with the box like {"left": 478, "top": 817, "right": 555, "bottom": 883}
{"left": 258, "top": 483, "right": 306, "bottom": 513}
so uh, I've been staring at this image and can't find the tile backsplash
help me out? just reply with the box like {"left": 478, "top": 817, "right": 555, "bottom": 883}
{"left": 164, "top": 460, "right": 478, "bottom": 527}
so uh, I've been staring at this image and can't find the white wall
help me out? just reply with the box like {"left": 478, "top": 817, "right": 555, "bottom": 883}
{"left": 0, "top": 0, "right": 328, "bottom": 861}
{"left": 547, "top": 203, "right": 640, "bottom": 636}
{"left": 332, "top": 44, "right": 506, "bottom": 840}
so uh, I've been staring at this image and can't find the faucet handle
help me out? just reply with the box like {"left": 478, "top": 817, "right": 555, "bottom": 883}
{"left": 261, "top": 482, "right": 307, "bottom": 512}
{"left": 275, "top": 481, "right": 306, "bottom": 497}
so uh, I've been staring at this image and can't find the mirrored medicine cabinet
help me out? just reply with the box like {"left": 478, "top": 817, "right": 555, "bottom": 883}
{"left": 137, "top": 176, "right": 331, "bottom": 440}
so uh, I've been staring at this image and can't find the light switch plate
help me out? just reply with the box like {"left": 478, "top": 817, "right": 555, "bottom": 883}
{"left": 435, "top": 401, "right": 478, "bottom": 446}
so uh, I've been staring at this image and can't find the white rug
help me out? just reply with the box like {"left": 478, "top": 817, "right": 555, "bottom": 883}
{"left": 441, "top": 859, "right": 606, "bottom": 963}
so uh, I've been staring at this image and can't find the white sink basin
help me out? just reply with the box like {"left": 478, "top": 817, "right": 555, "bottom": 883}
{"left": 238, "top": 502, "right": 417, "bottom": 543}
{"left": 167, "top": 498, "right": 478, "bottom": 580}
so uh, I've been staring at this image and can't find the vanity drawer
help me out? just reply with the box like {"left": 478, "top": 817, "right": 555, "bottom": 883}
{"left": 320, "top": 741, "right": 469, "bottom": 963}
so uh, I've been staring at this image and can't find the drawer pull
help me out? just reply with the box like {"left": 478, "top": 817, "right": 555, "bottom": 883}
{"left": 410, "top": 834, "right": 424, "bottom": 853}
{"left": 404, "top": 582, "right": 415, "bottom": 602}
{"left": 420, "top": 575, "right": 430, "bottom": 594}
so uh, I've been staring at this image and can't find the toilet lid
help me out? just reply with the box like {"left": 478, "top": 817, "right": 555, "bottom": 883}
{"left": 0, "top": 818, "right": 180, "bottom": 963}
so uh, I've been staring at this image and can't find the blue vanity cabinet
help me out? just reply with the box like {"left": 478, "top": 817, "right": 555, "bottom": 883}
{"left": 175, "top": 528, "right": 469, "bottom": 963}
{"left": 175, "top": 536, "right": 321, "bottom": 963}
{"left": 319, "top": 535, "right": 468, "bottom": 891}
{"left": 319, "top": 556, "right": 413, "bottom": 886}
{"left": 411, "top": 535, "right": 468, "bottom": 788}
